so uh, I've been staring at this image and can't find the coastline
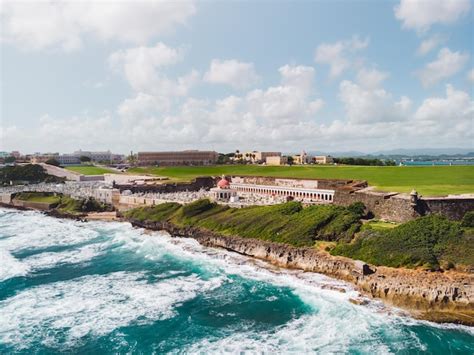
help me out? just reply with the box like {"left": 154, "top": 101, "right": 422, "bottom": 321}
{"left": 2, "top": 205, "right": 473, "bottom": 326}
{"left": 127, "top": 218, "right": 474, "bottom": 326}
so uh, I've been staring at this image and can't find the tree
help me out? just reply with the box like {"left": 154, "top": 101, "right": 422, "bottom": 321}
{"left": 4, "top": 156, "right": 16, "bottom": 163}
{"left": 45, "top": 158, "right": 60, "bottom": 166}
{"left": 80, "top": 155, "right": 91, "bottom": 162}
{"left": 287, "top": 156, "right": 294, "bottom": 165}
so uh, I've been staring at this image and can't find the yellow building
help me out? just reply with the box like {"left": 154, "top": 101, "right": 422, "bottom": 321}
{"left": 266, "top": 156, "right": 288, "bottom": 166}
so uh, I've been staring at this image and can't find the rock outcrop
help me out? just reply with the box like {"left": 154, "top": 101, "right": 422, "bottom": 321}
{"left": 129, "top": 218, "right": 474, "bottom": 326}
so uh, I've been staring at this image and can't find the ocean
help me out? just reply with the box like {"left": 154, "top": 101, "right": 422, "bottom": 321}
{"left": 0, "top": 208, "right": 473, "bottom": 354}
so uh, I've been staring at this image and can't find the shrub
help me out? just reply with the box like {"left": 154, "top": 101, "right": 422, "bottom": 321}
{"left": 461, "top": 211, "right": 474, "bottom": 228}
{"left": 331, "top": 215, "right": 473, "bottom": 269}
{"left": 45, "top": 159, "right": 60, "bottom": 166}
{"left": 347, "top": 202, "right": 365, "bottom": 218}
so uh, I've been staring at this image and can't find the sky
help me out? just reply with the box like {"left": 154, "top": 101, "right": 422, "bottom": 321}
{"left": 0, "top": 0, "right": 473, "bottom": 154}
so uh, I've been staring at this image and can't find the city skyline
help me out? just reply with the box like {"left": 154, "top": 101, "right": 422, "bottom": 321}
{"left": 1, "top": 0, "right": 473, "bottom": 153}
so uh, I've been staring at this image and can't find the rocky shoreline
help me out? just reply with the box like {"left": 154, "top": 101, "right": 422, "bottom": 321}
{"left": 129, "top": 218, "right": 474, "bottom": 326}
{"left": 1, "top": 203, "right": 473, "bottom": 326}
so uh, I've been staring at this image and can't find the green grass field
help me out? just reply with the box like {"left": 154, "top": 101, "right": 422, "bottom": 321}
{"left": 65, "top": 166, "right": 116, "bottom": 175}
{"left": 15, "top": 192, "right": 61, "bottom": 204}
{"left": 128, "top": 165, "right": 474, "bottom": 196}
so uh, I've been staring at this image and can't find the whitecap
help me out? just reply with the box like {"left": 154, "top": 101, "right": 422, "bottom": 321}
{"left": 0, "top": 249, "right": 30, "bottom": 282}
{"left": 0, "top": 271, "right": 223, "bottom": 349}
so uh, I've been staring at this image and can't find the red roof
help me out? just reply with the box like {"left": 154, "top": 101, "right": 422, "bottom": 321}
{"left": 217, "top": 177, "right": 230, "bottom": 188}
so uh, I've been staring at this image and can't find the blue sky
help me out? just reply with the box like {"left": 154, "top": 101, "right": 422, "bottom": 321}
{"left": 1, "top": 0, "right": 473, "bottom": 154}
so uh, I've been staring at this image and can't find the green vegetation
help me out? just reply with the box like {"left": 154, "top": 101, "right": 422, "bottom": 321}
{"left": 15, "top": 192, "right": 61, "bottom": 205}
{"left": 65, "top": 166, "right": 115, "bottom": 175}
{"left": 0, "top": 164, "right": 63, "bottom": 185}
{"left": 128, "top": 165, "right": 474, "bottom": 196}
{"left": 331, "top": 215, "right": 474, "bottom": 270}
{"left": 56, "top": 196, "right": 111, "bottom": 214}
{"left": 126, "top": 199, "right": 364, "bottom": 247}
{"left": 15, "top": 192, "right": 111, "bottom": 214}
{"left": 361, "top": 220, "right": 399, "bottom": 231}
{"left": 333, "top": 157, "right": 396, "bottom": 166}
{"left": 45, "top": 158, "right": 60, "bottom": 166}
{"left": 125, "top": 200, "right": 474, "bottom": 270}
{"left": 461, "top": 211, "right": 474, "bottom": 228}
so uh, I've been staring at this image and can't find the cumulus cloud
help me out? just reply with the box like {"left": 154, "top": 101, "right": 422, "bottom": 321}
{"left": 356, "top": 68, "right": 389, "bottom": 89}
{"left": 0, "top": 0, "right": 196, "bottom": 51}
{"left": 417, "top": 47, "right": 469, "bottom": 87}
{"left": 279, "top": 65, "right": 315, "bottom": 93}
{"left": 110, "top": 64, "right": 325, "bottom": 150}
{"left": 416, "top": 34, "right": 446, "bottom": 56}
{"left": 314, "top": 36, "right": 369, "bottom": 78}
{"left": 394, "top": 0, "right": 471, "bottom": 32}
{"left": 109, "top": 43, "right": 199, "bottom": 96}
{"left": 467, "top": 69, "right": 474, "bottom": 83}
{"left": 414, "top": 84, "right": 473, "bottom": 122}
{"left": 204, "top": 59, "right": 260, "bottom": 89}
{"left": 339, "top": 80, "right": 411, "bottom": 124}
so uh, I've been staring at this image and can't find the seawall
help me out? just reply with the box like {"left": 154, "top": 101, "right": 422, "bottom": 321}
{"left": 129, "top": 218, "right": 474, "bottom": 326}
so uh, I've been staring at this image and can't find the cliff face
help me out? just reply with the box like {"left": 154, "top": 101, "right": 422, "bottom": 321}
{"left": 129, "top": 219, "right": 474, "bottom": 326}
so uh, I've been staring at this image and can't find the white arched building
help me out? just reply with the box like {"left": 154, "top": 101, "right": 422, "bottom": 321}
{"left": 210, "top": 176, "right": 239, "bottom": 202}
{"left": 228, "top": 176, "right": 335, "bottom": 203}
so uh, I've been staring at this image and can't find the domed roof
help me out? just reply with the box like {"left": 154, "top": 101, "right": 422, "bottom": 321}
{"left": 217, "top": 176, "right": 230, "bottom": 189}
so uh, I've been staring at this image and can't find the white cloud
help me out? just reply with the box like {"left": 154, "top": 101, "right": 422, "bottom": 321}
{"left": 314, "top": 36, "right": 369, "bottom": 78}
{"left": 356, "top": 68, "right": 389, "bottom": 89}
{"left": 339, "top": 80, "right": 411, "bottom": 124}
{"left": 467, "top": 69, "right": 474, "bottom": 83}
{"left": 414, "top": 84, "right": 473, "bottom": 122}
{"left": 279, "top": 65, "right": 315, "bottom": 93}
{"left": 416, "top": 34, "right": 446, "bottom": 56}
{"left": 0, "top": 0, "right": 196, "bottom": 51}
{"left": 109, "top": 43, "right": 199, "bottom": 96}
{"left": 204, "top": 59, "right": 260, "bottom": 89}
{"left": 417, "top": 47, "right": 469, "bottom": 87}
{"left": 394, "top": 0, "right": 471, "bottom": 32}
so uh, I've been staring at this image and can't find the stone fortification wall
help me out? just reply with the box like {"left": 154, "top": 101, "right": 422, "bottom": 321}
{"left": 334, "top": 190, "right": 418, "bottom": 222}
{"left": 115, "top": 177, "right": 215, "bottom": 193}
{"left": 334, "top": 189, "right": 474, "bottom": 222}
{"left": 418, "top": 198, "right": 474, "bottom": 221}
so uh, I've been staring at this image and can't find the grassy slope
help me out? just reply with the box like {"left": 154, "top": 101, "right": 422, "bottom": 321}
{"left": 15, "top": 192, "right": 61, "bottom": 204}
{"left": 126, "top": 200, "right": 363, "bottom": 247}
{"left": 128, "top": 165, "right": 474, "bottom": 196}
{"left": 125, "top": 200, "right": 474, "bottom": 270}
{"left": 65, "top": 166, "right": 115, "bottom": 175}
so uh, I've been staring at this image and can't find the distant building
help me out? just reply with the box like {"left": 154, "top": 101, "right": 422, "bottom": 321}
{"left": 73, "top": 150, "right": 112, "bottom": 162}
{"left": 242, "top": 151, "right": 281, "bottom": 163}
{"left": 313, "top": 155, "right": 334, "bottom": 164}
{"left": 57, "top": 154, "right": 81, "bottom": 166}
{"left": 11, "top": 151, "right": 21, "bottom": 159}
{"left": 137, "top": 150, "right": 219, "bottom": 166}
{"left": 31, "top": 153, "right": 60, "bottom": 164}
{"left": 292, "top": 151, "right": 310, "bottom": 165}
{"left": 266, "top": 156, "right": 288, "bottom": 166}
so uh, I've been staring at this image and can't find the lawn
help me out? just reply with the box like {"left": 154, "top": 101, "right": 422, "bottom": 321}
{"left": 15, "top": 192, "right": 61, "bottom": 204}
{"left": 65, "top": 166, "right": 116, "bottom": 175}
{"left": 128, "top": 165, "right": 474, "bottom": 196}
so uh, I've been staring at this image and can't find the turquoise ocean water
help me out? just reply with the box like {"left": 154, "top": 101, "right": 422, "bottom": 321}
{"left": 0, "top": 208, "right": 473, "bottom": 354}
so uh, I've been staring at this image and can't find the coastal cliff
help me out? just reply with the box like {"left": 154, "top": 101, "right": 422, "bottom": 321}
{"left": 129, "top": 218, "right": 474, "bottom": 326}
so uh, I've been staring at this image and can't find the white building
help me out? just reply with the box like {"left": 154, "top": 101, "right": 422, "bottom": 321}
{"left": 210, "top": 176, "right": 238, "bottom": 201}
{"left": 73, "top": 150, "right": 112, "bottom": 162}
